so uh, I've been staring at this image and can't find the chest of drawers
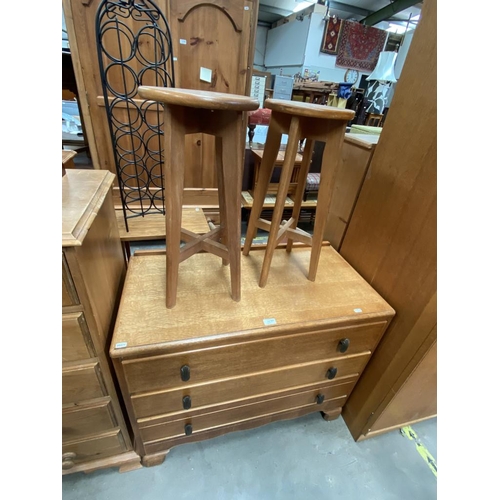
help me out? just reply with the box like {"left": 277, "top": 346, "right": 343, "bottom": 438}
{"left": 110, "top": 245, "right": 394, "bottom": 467}
{"left": 62, "top": 170, "right": 141, "bottom": 474}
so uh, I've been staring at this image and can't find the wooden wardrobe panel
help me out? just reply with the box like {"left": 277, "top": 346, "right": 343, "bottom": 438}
{"left": 370, "top": 341, "right": 437, "bottom": 432}
{"left": 341, "top": 0, "right": 437, "bottom": 440}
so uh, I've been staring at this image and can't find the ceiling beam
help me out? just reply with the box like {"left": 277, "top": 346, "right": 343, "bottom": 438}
{"left": 259, "top": 5, "right": 294, "bottom": 17}
{"left": 327, "top": 1, "right": 371, "bottom": 17}
{"left": 360, "top": 0, "right": 421, "bottom": 26}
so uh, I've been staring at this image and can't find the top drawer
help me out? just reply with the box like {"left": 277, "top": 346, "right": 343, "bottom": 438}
{"left": 122, "top": 321, "right": 387, "bottom": 394}
{"left": 62, "top": 253, "right": 79, "bottom": 307}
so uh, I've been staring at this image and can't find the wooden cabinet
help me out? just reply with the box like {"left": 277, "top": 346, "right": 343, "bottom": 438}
{"left": 109, "top": 245, "right": 394, "bottom": 466}
{"left": 62, "top": 170, "right": 141, "bottom": 474}
{"left": 324, "top": 133, "right": 379, "bottom": 251}
{"left": 340, "top": 0, "right": 436, "bottom": 440}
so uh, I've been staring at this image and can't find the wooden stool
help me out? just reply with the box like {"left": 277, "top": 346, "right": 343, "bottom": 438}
{"left": 137, "top": 87, "right": 259, "bottom": 308}
{"left": 243, "top": 99, "right": 354, "bottom": 287}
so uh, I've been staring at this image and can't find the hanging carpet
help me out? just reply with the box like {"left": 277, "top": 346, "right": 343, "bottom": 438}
{"left": 320, "top": 16, "right": 344, "bottom": 55}
{"left": 335, "top": 20, "right": 387, "bottom": 72}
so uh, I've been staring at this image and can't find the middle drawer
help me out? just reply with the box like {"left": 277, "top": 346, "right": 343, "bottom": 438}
{"left": 123, "top": 321, "right": 386, "bottom": 394}
{"left": 131, "top": 354, "right": 368, "bottom": 419}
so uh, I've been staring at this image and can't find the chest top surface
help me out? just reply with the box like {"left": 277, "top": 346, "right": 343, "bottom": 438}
{"left": 111, "top": 246, "right": 394, "bottom": 357}
{"left": 62, "top": 169, "right": 115, "bottom": 247}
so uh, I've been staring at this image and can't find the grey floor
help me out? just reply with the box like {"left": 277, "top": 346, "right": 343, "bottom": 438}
{"left": 62, "top": 415, "right": 437, "bottom": 500}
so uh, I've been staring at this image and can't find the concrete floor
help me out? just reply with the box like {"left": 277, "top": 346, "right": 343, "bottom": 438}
{"left": 62, "top": 415, "right": 437, "bottom": 500}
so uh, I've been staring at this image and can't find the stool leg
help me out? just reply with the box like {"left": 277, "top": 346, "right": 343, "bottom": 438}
{"left": 220, "top": 118, "right": 245, "bottom": 301}
{"left": 215, "top": 136, "right": 229, "bottom": 266}
{"left": 163, "top": 107, "right": 186, "bottom": 308}
{"left": 243, "top": 118, "right": 282, "bottom": 256}
{"left": 286, "top": 138, "right": 314, "bottom": 253}
{"left": 259, "top": 117, "right": 301, "bottom": 288}
{"left": 308, "top": 126, "right": 345, "bottom": 281}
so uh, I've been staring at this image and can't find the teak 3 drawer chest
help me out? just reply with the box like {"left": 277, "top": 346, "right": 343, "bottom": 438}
{"left": 110, "top": 245, "right": 394, "bottom": 466}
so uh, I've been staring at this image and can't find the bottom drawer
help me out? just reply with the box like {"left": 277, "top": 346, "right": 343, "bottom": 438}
{"left": 62, "top": 430, "right": 127, "bottom": 471}
{"left": 139, "top": 382, "right": 351, "bottom": 444}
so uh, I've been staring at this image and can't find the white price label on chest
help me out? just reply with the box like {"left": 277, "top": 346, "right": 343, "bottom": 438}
{"left": 263, "top": 318, "right": 277, "bottom": 326}
{"left": 115, "top": 342, "right": 128, "bottom": 349}
{"left": 353, "top": 308, "right": 363, "bottom": 313}
{"left": 180, "top": 39, "right": 187, "bottom": 45}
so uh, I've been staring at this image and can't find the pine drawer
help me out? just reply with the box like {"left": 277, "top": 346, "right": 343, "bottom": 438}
{"left": 62, "top": 430, "right": 127, "bottom": 471}
{"left": 62, "top": 399, "right": 117, "bottom": 442}
{"left": 62, "top": 312, "right": 95, "bottom": 362}
{"left": 62, "top": 361, "right": 108, "bottom": 404}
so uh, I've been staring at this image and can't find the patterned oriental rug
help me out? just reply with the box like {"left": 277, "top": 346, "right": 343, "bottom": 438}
{"left": 320, "top": 17, "right": 344, "bottom": 55}
{"left": 336, "top": 20, "right": 388, "bottom": 72}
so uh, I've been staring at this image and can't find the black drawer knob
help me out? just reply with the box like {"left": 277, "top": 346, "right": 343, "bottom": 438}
{"left": 316, "top": 394, "right": 325, "bottom": 405}
{"left": 184, "top": 423, "right": 193, "bottom": 436}
{"left": 326, "top": 367, "right": 338, "bottom": 380}
{"left": 182, "top": 395, "right": 192, "bottom": 410}
{"left": 180, "top": 365, "right": 190, "bottom": 382}
{"left": 338, "top": 338, "right": 350, "bottom": 353}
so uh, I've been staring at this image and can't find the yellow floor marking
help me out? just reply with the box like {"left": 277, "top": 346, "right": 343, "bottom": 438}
{"left": 400, "top": 425, "right": 437, "bottom": 478}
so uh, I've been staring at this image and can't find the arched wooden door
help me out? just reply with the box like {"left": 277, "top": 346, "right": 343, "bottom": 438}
{"left": 169, "top": 0, "right": 257, "bottom": 95}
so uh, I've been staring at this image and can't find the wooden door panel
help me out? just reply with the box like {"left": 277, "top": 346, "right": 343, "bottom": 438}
{"left": 169, "top": 0, "right": 256, "bottom": 95}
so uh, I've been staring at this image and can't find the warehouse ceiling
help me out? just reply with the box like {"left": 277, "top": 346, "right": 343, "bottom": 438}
{"left": 258, "top": 0, "right": 423, "bottom": 27}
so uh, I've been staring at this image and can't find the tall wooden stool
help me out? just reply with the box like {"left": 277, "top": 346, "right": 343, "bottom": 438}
{"left": 138, "top": 87, "right": 259, "bottom": 308}
{"left": 243, "top": 99, "right": 354, "bottom": 287}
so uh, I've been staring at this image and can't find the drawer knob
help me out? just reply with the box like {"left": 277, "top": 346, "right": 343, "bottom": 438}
{"left": 326, "top": 367, "right": 338, "bottom": 380}
{"left": 316, "top": 394, "right": 325, "bottom": 405}
{"left": 182, "top": 395, "right": 192, "bottom": 410}
{"left": 62, "top": 459, "right": 74, "bottom": 470}
{"left": 185, "top": 423, "right": 193, "bottom": 436}
{"left": 180, "top": 365, "right": 190, "bottom": 382}
{"left": 62, "top": 452, "right": 76, "bottom": 470}
{"left": 338, "top": 338, "right": 350, "bottom": 353}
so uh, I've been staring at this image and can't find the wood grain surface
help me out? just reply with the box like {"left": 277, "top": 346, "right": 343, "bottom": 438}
{"left": 62, "top": 170, "right": 115, "bottom": 247}
{"left": 110, "top": 246, "right": 394, "bottom": 355}
{"left": 138, "top": 87, "right": 259, "bottom": 111}
{"left": 265, "top": 99, "right": 354, "bottom": 120}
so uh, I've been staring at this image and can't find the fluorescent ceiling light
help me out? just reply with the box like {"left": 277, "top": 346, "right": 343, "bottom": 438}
{"left": 386, "top": 23, "right": 408, "bottom": 34}
{"left": 293, "top": 1, "right": 314, "bottom": 13}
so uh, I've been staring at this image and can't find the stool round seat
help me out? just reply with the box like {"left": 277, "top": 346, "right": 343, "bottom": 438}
{"left": 264, "top": 98, "right": 354, "bottom": 120}
{"left": 138, "top": 87, "right": 259, "bottom": 111}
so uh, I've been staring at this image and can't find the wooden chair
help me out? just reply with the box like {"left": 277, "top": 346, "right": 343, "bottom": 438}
{"left": 137, "top": 87, "right": 259, "bottom": 308}
{"left": 243, "top": 99, "right": 354, "bottom": 287}
{"left": 364, "top": 113, "right": 384, "bottom": 127}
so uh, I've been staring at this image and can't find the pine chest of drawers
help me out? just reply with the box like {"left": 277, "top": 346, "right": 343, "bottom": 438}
{"left": 62, "top": 170, "right": 141, "bottom": 474}
{"left": 110, "top": 246, "right": 394, "bottom": 467}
